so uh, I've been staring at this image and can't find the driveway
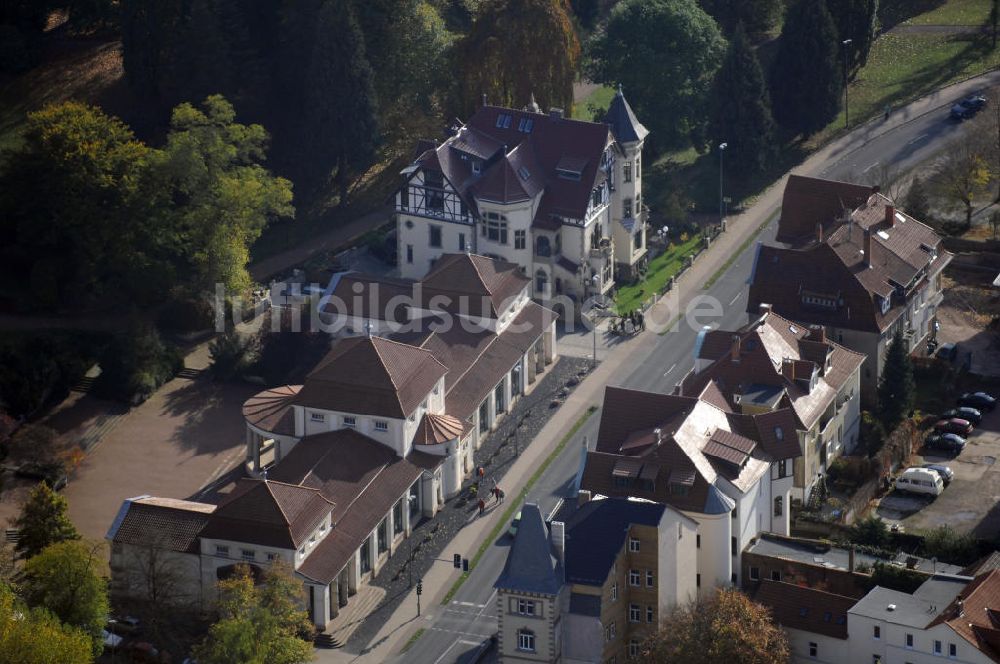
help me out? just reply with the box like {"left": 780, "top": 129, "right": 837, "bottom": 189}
{"left": 876, "top": 404, "right": 1000, "bottom": 537}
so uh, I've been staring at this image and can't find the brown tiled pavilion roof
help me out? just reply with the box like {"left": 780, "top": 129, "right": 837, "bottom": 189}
{"left": 413, "top": 413, "right": 464, "bottom": 445}
{"left": 777, "top": 174, "right": 874, "bottom": 242}
{"left": 752, "top": 579, "right": 853, "bottom": 640}
{"left": 107, "top": 496, "right": 215, "bottom": 553}
{"left": 297, "top": 336, "right": 448, "bottom": 419}
{"left": 940, "top": 570, "right": 1000, "bottom": 662}
{"left": 420, "top": 253, "right": 529, "bottom": 318}
{"left": 242, "top": 385, "right": 300, "bottom": 436}
{"left": 201, "top": 479, "right": 333, "bottom": 550}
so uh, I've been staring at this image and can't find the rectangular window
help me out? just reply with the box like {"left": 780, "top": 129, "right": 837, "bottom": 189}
{"left": 873, "top": 625, "right": 880, "bottom": 640}
{"left": 215, "top": 545, "right": 229, "bottom": 557}
{"left": 731, "top": 536, "right": 737, "bottom": 556}
{"left": 374, "top": 420, "right": 388, "bottom": 432}
{"left": 485, "top": 212, "right": 508, "bottom": 244}
{"left": 629, "top": 604, "right": 640, "bottom": 622}
{"left": 606, "top": 621, "right": 616, "bottom": 641}
{"left": 343, "top": 416, "right": 356, "bottom": 428}
{"left": 950, "top": 643, "right": 957, "bottom": 657}
{"left": 646, "top": 606, "right": 654, "bottom": 623}
{"left": 809, "top": 642, "right": 818, "bottom": 657}
{"left": 905, "top": 633, "right": 913, "bottom": 648}
{"left": 610, "top": 582, "right": 617, "bottom": 601}
{"left": 517, "top": 630, "right": 535, "bottom": 652}
{"left": 377, "top": 519, "right": 388, "bottom": 554}
{"left": 696, "top": 534, "right": 701, "bottom": 549}
{"left": 516, "top": 599, "right": 536, "bottom": 616}
{"left": 310, "top": 412, "right": 325, "bottom": 422}
{"left": 623, "top": 198, "right": 632, "bottom": 218}
{"left": 406, "top": 244, "right": 413, "bottom": 264}
{"left": 771, "top": 570, "right": 781, "bottom": 581}
{"left": 360, "top": 537, "right": 372, "bottom": 574}
{"left": 623, "top": 161, "right": 633, "bottom": 183}
{"left": 774, "top": 496, "right": 783, "bottom": 517}
{"left": 629, "top": 570, "right": 640, "bottom": 586}
{"left": 750, "top": 567, "right": 760, "bottom": 581}
{"left": 629, "top": 640, "right": 640, "bottom": 658}
{"left": 514, "top": 229, "right": 526, "bottom": 250}
{"left": 459, "top": 233, "right": 466, "bottom": 252}
{"left": 696, "top": 573, "right": 701, "bottom": 587}
{"left": 934, "top": 640, "right": 942, "bottom": 654}
{"left": 241, "top": 549, "right": 255, "bottom": 562}
{"left": 778, "top": 459, "right": 787, "bottom": 478}
{"left": 636, "top": 154, "right": 641, "bottom": 179}
{"left": 629, "top": 537, "right": 640, "bottom": 553}
{"left": 430, "top": 225, "right": 442, "bottom": 248}
{"left": 267, "top": 552, "right": 277, "bottom": 562}
{"left": 646, "top": 570, "right": 654, "bottom": 587}
{"left": 400, "top": 185, "right": 409, "bottom": 210}
{"left": 393, "top": 500, "right": 404, "bottom": 535}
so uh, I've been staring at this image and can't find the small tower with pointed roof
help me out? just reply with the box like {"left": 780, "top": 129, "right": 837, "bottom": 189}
{"left": 605, "top": 85, "right": 650, "bottom": 280}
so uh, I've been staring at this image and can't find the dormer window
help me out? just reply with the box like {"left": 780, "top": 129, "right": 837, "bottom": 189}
{"left": 496, "top": 113, "right": 512, "bottom": 129}
{"left": 775, "top": 427, "right": 784, "bottom": 441}
{"left": 343, "top": 416, "right": 356, "bottom": 428}
{"left": 517, "top": 117, "right": 534, "bottom": 133}
{"left": 471, "top": 160, "right": 481, "bottom": 175}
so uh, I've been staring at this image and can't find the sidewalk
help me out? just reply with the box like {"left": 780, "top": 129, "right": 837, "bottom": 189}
{"left": 324, "top": 68, "right": 1000, "bottom": 663}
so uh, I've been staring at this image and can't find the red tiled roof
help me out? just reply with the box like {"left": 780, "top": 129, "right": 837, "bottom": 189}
{"left": 242, "top": 385, "right": 301, "bottom": 436}
{"left": 108, "top": 497, "right": 215, "bottom": 553}
{"left": 322, "top": 273, "right": 414, "bottom": 323}
{"left": 420, "top": 253, "right": 529, "bottom": 318}
{"left": 752, "top": 579, "right": 853, "bottom": 640}
{"left": 201, "top": 479, "right": 333, "bottom": 550}
{"left": 413, "top": 413, "right": 463, "bottom": 445}
{"left": 777, "top": 174, "right": 873, "bottom": 242}
{"left": 297, "top": 336, "right": 448, "bottom": 419}
{"left": 942, "top": 570, "right": 1000, "bottom": 662}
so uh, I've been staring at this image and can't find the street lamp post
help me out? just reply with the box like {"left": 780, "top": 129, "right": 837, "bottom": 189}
{"left": 842, "top": 39, "right": 853, "bottom": 127}
{"left": 718, "top": 142, "right": 727, "bottom": 230}
{"left": 590, "top": 275, "right": 600, "bottom": 369}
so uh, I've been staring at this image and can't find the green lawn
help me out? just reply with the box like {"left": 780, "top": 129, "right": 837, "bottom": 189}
{"left": 903, "top": 0, "right": 992, "bottom": 25}
{"left": 615, "top": 235, "right": 703, "bottom": 314}
{"left": 573, "top": 84, "right": 615, "bottom": 120}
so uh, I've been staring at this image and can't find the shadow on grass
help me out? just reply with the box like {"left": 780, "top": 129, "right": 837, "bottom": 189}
{"left": 879, "top": 0, "right": 948, "bottom": 31}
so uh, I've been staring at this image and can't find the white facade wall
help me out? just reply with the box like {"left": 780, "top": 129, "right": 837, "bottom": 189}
{"left": 655, "top": 510, "right": 698, "bottom": 613}
{"left": 720, "top": 475, "right": 770, "bottom": 585}
{"left": 687, "top": 510, "right": 731, "bottom": 598}
{"left": 786, "top": 628, "right": 846, "bottom": 664}
{"left": 847, "top": 613, "right": 990, "bottom": 664}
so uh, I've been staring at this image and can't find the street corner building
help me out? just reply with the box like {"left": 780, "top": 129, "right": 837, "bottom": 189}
{"left": 107, "top": 253, "right": 558, "bottom": 632}
{"left": 394, "top": 87, "right": 650, "bottom": 319}
{"left": 748, "top": 175, "right": 952, "bottom": 404}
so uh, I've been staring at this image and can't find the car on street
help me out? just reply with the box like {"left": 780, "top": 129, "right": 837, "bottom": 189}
{"left": 508, "top": 510, "right": 521, "bottom": 537}
{"left": 951, "top": 94, "right": 987, "bottom": 120}
{"left": 959, "top": 392, "right": 997, "bottom": 411}
{"left": 941, "top": 407, "right": 983, "bottom": 426}
{"left": 925, "top": 432, "right": 967, "bottom": 453}
{"left": 935, "top": 418, "right": 973, "bottom": 436}
{"left": 921, "top": 463, "right": 955, "bottom": 485}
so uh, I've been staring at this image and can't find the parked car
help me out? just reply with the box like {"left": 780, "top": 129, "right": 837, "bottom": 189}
{"left": 937, "top": 342, "right": 959, "bottom": 362}
{"left": 925, "top": 432, "right": 967, "bottom": 453}
{"left": 921, "top": 463, "right": 955, "bottom": 485}
{"left": 941, "top": 407, "right": 982, "bottom": 426}
{"left": 895, "top": 467, "right": 945, "bottom": 496}
{"left": 508, "top": 510, "right": 521, "bottom": 537}
{"left": 934, "top": 418, "right": 973, "bottom": 436}
{"left": 951, "top": 94, "right": 987, "bottom": 119}
{"left": 959, "top": 392, "right": 997, "bottom": 412}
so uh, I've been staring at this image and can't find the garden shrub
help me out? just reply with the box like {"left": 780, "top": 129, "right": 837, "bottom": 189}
{"left": 93, "top": 324, "right": 183, "bottom": 403}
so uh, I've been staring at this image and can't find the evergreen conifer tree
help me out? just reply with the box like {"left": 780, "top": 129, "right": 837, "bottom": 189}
{"left": 708, "top": 25, "right": 775, "bottom": 176}
{"left": 13, "top": 483, "right": 80, "bottom": 559}
{"left": 877, "top": 329, "right": 915, "bottom": 432}
{"left": 770, "top": 0, "right": 843, "bottom": 136}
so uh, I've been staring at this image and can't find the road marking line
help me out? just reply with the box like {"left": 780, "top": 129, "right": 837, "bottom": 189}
{"left": 862, "top": 161, "right": 880, "bottom": 173}
{"left": 663, "top": 363, "right": 676, "bottom": 377}
{"left": 907, "top": 133, "right": 928, "bottom": 145}
{"left": 432, "top": 639, "right": 460, "bottom": 664}
{"left": 729, "top": 292, "right": 742, "bottom": 306}
{"left": 476, "top": 589, "right": 497, "bottom": 618}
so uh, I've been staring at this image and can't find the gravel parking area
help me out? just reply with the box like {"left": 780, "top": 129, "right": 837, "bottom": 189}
{"left": 876, "top": 404, "right": 1000, "bottom": 537}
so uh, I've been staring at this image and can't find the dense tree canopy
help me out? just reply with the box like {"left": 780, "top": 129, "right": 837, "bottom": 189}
{"left": 699, "top": 0, "right": 783, "bottom": 35}
{"left": 194, "top": 563, "right": 313, "bottom": 664}
{"left": 0, "top": 583, "right": 94, "bottom": 664}
{"left": 826, "top": 0, "right": 879, "bottom": 72}
{"left": 708, "top": 25, "right": 776, "bottom": 176}
{"left": 638, "top": 588, "right": 790, "bottom": 663}
{"left": 13, "top": 482, "right": 80, "bottom": 559}
{"left": 23, "top": 540, "right": 109, "bottom": 658}
{"left": 588, "top": 0, "right": 726, "bottom": 151}
{"left": 770, "top": 0, "right": 843, "bottom": 136}
{"left": 877, "top": 329, "right": 915, "bottom": 431}
{"left": 457, "top": 0, "right": 580, "bottom": 116}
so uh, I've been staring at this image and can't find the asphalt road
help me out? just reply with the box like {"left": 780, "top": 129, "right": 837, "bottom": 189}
{"left": 394, "top": 81, "right": 991, "bottom": 664}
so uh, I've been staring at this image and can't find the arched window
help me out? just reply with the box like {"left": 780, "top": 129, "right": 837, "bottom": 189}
{"left": 535, "top": 269, "right": 548, "bottom": 295}
{"left": 536, "top": 235, "right": 551, "bottom": 257}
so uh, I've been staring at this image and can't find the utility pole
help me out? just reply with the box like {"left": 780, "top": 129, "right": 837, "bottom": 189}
{"left": 718, "top": 143, "right": 727, "bottom": 230}
{"left": 842, "top": 39, "right": 853, "bottom": 127}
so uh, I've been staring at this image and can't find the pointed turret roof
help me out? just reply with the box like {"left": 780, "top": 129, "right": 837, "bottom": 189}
{"left": 604, "top": 84, "right": 649, "bottom": 144}
{"left": 495, "top": 504, "right": 561, "bottom": 595}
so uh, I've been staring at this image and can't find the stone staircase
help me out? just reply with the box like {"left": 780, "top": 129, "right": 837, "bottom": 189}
{"left": 314, "top": 584, "right": 386, "bottom": 649}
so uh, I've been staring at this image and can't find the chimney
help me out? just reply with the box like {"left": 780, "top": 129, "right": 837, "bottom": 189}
{"left": 863, "top": 228, "right": 872, "bottom": 268}
{"left": 808, "top": 324, "right": 826, "bottom": 343}
{"left": 550, "top": 521, "right": 566, "bottom": 566}
{"left": 549, "top": 107, "right": 564, "bottom": 120}
{"left": 730, "top": 335, "right": 741, "bottom": 362}
{"left": 849, "top": 545, "right": 856, "bottom": 573}
{"left": 816, "top": 222, "right": 824, "bottom": 244}
{"left": 885, "top": 204, "right": 895, "bottom": 226}
{"left": 781, "top": 358, "right": 796, "bottom": 381}
{"left": 758, "top": 303, "right": 772, "bottom": 315}
{"left": 577, "top": 490, "right": 591, "bottom": 507}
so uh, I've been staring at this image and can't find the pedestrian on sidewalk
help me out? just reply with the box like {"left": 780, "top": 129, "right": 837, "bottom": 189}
{"left": 492, "top": 486, "right": 500, "bottom": 504}
{"left": 884, "top": 104, "right": 891, "bottom": 121}
{"left": 477, "top": 466, "right": 485, "bottom": 481}
{"left": 478, "top": 498, "right": 486, "bottom": 516}
{"left": 497, "top": 488, "right": 505, "bottom": 504}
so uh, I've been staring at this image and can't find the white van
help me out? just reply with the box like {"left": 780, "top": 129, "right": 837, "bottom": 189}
{"left": 895, "top": 468, "right": 945, "bottom": 497}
